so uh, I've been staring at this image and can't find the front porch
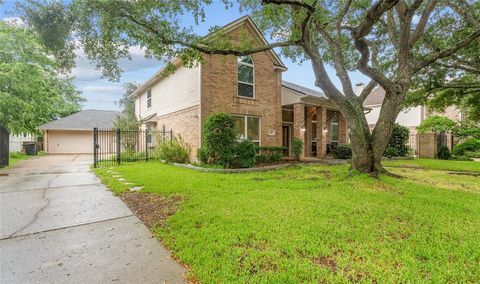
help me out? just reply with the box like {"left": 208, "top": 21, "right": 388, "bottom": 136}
{"left": 281, "top": 103, "right": 348, "bottom": 159}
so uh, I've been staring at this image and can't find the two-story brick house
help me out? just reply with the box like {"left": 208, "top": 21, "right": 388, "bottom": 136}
{"left": 131, "top": 16, "right": 347, "bottom": 161}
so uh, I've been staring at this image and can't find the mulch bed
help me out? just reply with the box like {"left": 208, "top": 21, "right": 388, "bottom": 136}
{"left": 120, "top": 192, "right": 183, "bottom": 228}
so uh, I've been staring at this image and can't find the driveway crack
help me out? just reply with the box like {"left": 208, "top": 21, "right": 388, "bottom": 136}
{"left": 6, "top": 174, "right": 59, "bottom": 238}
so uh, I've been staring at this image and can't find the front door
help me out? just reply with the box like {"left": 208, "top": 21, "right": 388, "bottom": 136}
{"left": 282, "top": 125, "right": 290, "bottom": 156}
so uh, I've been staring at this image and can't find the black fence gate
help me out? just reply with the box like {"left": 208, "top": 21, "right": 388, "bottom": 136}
{"left": 0, "top": 124, "right": 9, "bottom": 168}
{"left": 93, "top": 128, "right": 172, "bottom": 168}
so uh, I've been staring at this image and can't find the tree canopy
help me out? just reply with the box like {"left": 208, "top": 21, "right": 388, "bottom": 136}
{"left": 0, "top": 21, "right": 84, "bottom": 134}
{"left": 18, "top": 0, "right": 480, "bottom": 174}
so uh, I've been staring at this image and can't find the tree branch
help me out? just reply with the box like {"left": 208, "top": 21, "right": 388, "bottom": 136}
{"left": 414, "top": 28, "right": 480, "bottom": 72}
{"left": 358, "top": 80, "right": 378, "bottom": 103}
{"left": 261, "top": 0, "right": 315, "bottom": 12}
{"left": 120, "top": 13, "right": 303, "bottom": 57}
{"left": 410, "top": 0, "right": 437, "bottom": 45}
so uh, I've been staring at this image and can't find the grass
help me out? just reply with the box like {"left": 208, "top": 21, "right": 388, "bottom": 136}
{"left": 383, "top": 158, "right": 480, "bottom": 172}
{"left": 95, "top": 161, "right": 480, "bottom": 283}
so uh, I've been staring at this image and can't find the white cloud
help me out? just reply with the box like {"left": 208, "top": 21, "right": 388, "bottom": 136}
{"left": 83, "top": 85, "right": 124, "bottom": 95}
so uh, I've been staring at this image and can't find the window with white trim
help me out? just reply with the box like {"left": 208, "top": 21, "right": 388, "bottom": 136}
{"left": 237, "top": 56, "right": 254, "bottom": 98}
{"left": 146, "top": 89, "right": 152, "bottom": 108}
{"left": 232, "top": 115, "right": 260, "bottom": 146}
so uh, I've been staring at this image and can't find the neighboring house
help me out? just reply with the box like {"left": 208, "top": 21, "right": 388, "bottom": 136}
{"left": 38, "top": 110, "right": 119, "bottom": 154}
{"left": 131, "top": 16, "right": 348, "bottom": 161}
{"left": 361, "top": 85, "right": 464, "bottom": 152}
{"left": 9, "top": 134, "right": 36, "bottom": 152}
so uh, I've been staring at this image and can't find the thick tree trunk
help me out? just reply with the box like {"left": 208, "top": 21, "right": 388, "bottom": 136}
{"left": 343, "top": 90, "right": 406, "bottom": 176}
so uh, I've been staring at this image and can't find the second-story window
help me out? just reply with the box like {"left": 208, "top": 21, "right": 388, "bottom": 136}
{"left": 237, "top": 56, "right": 254, "bottom": 98}
{"left": 147, "top": 89, "right": 152, "bottom": 108}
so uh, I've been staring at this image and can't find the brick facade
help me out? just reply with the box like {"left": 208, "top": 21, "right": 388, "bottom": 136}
{"left": 200, "top": 27, "right": 283, "bottom": 149}
{"left": 156, "top": 105, "right": 200, "bottom": 161}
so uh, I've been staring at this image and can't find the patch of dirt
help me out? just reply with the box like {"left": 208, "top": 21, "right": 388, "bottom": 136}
{"left": 120, "top": 192, "right": 183, "bottom": 228}
{"left": 312, "top": 255, "right": 338, "bottom": 272}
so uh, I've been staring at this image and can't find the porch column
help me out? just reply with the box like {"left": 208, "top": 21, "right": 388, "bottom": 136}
{"left": 339, "top": 112, "right": 348, "bottom": 144}
{"left": 293, "top": 103, "right": 305, "bottom": 159}
{"left": 316, "top": 107, "right": 327, "bottom": 158}
{"left": 304, "top": 107, "right": 314, "bottom": 157}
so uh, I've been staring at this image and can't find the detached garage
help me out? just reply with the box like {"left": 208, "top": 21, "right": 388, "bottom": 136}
{"left": 39, "top": 110, "right": 119, "bottom": 154}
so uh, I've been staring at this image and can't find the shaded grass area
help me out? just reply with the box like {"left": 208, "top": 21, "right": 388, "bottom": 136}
{"left": 383, "top": 158, "right": 480, "bottom": 173}
{"left": 95, "top": 162, "right": 480, "bottom": 283}
{"left": 1, "top": 152, "right": 30, "bottom": 169}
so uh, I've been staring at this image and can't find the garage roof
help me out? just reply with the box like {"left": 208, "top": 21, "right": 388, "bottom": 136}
{"left": 38, "top": 110, "right": 120, "bottom": 131}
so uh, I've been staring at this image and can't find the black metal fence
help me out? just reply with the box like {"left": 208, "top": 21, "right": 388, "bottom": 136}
{"left": 93, "top": 128, "right": 173, "bottom": 168}
{"left": 0, "top": 124, "right": 9, "bottom": 168}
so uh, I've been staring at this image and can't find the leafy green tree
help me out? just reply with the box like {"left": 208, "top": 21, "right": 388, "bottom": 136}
{"left": 0, "top": 22, "right": 83, "bottom": 134}
{"left": 417, "top": 115, "right": 457, "bottom": 133}
{"left": 114, "top": 82, "right": 141, "bottom": 131}
{"left": 18, "top": 0, "right": 480, "bottom": 175}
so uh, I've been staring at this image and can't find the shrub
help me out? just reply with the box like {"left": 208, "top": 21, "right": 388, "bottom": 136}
{"left": 452, "top": 139, "right": 480, "bottom": 157}
{"left": 333, "top": 144, "right": 352, "bottom": 159}
{"left": 197, "top": 147, "right": 209, "bottom": 164}
{"left": 234, "top": 140, "right": 257, "bottom": 168}
{"left": 256, "top": 146, "right": 285, "bottom": 164}
{"left": 451, "top": 155, "right": 474, "bottom": 161}
{"left": 292, "top": 138, "right": 303, "bottom": 161}
{"left": 202, "top": 113, "right": 237, "bottom": 166}
{"left": 156, "top": 135, "right": 190, "bottom": 164}
{"left": 384, "top": 147, "right": 400, "bottom": 158}
{"left": 386, "top": 124, "right": 410, "bottom": 157}
{"left": 437, "top": 146, "right": 451, "bottom": 160}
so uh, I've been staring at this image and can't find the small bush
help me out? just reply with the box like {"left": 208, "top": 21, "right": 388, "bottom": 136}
{"left": 292, "top": 138, "right": 303, "bottom": 161}
{"left": 334, "top": 144, "right": 352, "bottom": 159}
{"left": 156, "top": 136, "right": 190, "bottom": 164}
{"left": 256, "top": 146, "right": 285, "bottom": 164}
{"left": 450, "top": 155, "right": 474, "bottom": 161}
{"left": 234, "top": 140, "right": 257, "bottom": 168}
{"left": 437, "top": 146, "right": 451, "bottom": 160}
{"left": 452, "top": 139, "right": 480, "bottom": 157}
{"left": 202, "top": 113, "right": 237, "bottom": 166}
{"left": 384, "top": 147, "right": 399, "bottom": 158}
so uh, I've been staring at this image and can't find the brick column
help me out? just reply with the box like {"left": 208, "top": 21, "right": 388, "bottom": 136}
{"left": 293, "top": 103, "right": 305, "bottom": 159}
{"left": 316, "top": 107, "right": 327, "bottom": 158}
{"left": 339, "top": 112, "right": 348, "bottom": 144}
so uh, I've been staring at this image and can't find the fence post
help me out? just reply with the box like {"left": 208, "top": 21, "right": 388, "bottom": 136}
{"left": 93, "top": 128, "right": 98, "bottom": 168}
{"left": 170, "top": 129, "right": 173, "bottom": 142}
{"left": 0, "top": 124, "right": 9, "bottom": 168}
{"left": 116, "top": 128, "right": 121, "bottom": 165}
{"left": 145, "top": 129, "right": 149, "bottom": 162}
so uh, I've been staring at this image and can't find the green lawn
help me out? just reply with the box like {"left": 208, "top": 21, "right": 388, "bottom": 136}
{"left": 95, "top": 162, "right": 480, "bottom": 283}
{"left": 383, "top": 158, "right": 480, "bottom": 172}
{"left": 2, "top": 152, "right": 28, "bottom": 169}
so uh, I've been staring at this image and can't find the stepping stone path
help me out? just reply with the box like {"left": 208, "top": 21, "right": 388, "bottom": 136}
{"left": 129, "top": 186, "right": 143, "bottom": 192}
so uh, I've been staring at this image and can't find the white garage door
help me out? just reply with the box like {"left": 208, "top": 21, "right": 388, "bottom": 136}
{"left": 47, "top": 130, "right": 93, "bottom": 154}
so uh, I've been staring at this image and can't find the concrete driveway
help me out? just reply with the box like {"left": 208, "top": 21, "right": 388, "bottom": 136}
{"left": 0, "top": 154, "right": 186, "bottom": 283}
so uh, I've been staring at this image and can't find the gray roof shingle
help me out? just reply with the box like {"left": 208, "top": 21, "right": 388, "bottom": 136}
{"left": 363, "top": 87, "right": 386, "bottom": 106}
{"left": 38, "top": 110, "right": 120, "bottom": 130}
{"left": 282, "top": 80, "right": 327, "bottom": 99}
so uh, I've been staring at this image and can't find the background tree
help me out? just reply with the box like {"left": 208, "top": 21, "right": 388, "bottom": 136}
{"left": 114, "top": 82, "right": 141, "bottom": 131}
{"left": 0, "top": 21, "right": 83, "bottom": 134}
{"left": 19, "top": 0, "right": 480, "bottom": 175}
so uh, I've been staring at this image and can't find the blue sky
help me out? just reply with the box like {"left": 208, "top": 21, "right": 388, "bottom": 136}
{"left": 1, "top": 1, "right": 369, "bottom": 111}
